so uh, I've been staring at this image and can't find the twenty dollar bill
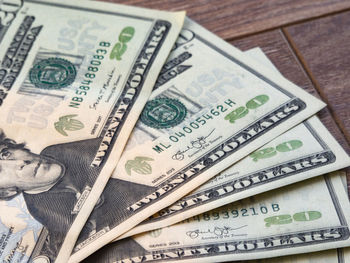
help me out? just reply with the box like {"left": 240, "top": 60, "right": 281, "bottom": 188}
{"left": 0, "top": 0, "right": 185, "bottom": 262}
{"left": 118, "top": 48, "right": 350, "bottom": 238}
{"left": 83, "top": 173, "right": 350, "bottom": 263}
{"left": 69, "top": 18, "right": 325, "bottom": 262}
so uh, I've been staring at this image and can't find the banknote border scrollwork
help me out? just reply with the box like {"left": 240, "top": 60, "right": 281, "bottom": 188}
{"left": 144, "top": 119, "right": 337, "bottom": 222}
{"left": 117, "top": 175, "right": 350, "bottom": 262}
{"left": 21, "top": 1, "right": 173, "bottom": 260}
{"left": 29, "top": 19, "right": 172, "bottom": 260}
{"left": 127, "top": 28, "right": 309, "bottom": 213}
{"left": 91, "top": 19, "right": 172, "bottom": 168}
{"left": 127, "top": 97, "right": 306, "bottom": 212}
{"left": 0, "top": 0, "right": 23, "bottom": 43}
{"left": 24, "top": 1, "right": 172, "bottom": 168}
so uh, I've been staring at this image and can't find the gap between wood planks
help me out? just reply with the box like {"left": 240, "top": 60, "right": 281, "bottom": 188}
{"left": 224, "top": 6, "right": 350, "bottom": 43}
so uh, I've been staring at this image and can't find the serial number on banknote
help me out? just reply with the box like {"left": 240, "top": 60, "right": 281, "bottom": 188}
{"left": 70, "top": 41, "right": 111, "bottom": 108}
{"left": 181, "top": 203, "right": 281, "bottom": 223}
{"left": 168, "top": 99, "right": 236, "bottom": 143}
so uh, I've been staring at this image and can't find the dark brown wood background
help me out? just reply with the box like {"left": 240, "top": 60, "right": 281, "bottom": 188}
{"left": 102, "top": 0, "right": 350, "bottom": 193}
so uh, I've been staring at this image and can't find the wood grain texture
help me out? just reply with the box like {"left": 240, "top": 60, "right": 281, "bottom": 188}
{"left": 286, "top": 11, "right": 350, "bottom": 151}
{"left": 101, "top": 0, "right": 350, "bottom": 40}
{"left": 231, "top": 30, "right": 350, "bottom": 184}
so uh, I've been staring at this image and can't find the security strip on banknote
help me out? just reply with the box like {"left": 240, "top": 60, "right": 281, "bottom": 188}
{"left": 83, "top": 173, "right": 350, "bottom": 263}
{"left": 0, "top": 1, "right": 185, "bottom": 262}
{"left": 117, "top": 48, "right": 350, "bottom": 239}
{"left": 69, "top": 18, "right": 325, "bottom": 262}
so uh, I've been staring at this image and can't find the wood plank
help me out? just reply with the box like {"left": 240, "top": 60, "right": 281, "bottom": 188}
{"left": 231, "top": 30, "right": 350, "bottom": 191}
{"left": 101, "top": 0, "right": 350, "bottom": 39}
{"left": 285, "top": 12, "right": 350, "bottom": 153}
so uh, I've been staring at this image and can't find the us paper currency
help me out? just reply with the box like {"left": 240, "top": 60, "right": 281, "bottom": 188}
{"left": 246, "top": 171, "right": 349, "bottom": 263}
{"left": 117, "top": 48, "right": 350, "bottom": 238}
{"left": 120, "top": 115, "right": 350, "bottom": 238}
{"left": 0, "top": 1, "right": 185, "bottom": 262}
{"left": 82, "top": 173, "right": 350, "bottom": 263}
{"left": 69, "top": 18, "right": 325, "bottom": 262}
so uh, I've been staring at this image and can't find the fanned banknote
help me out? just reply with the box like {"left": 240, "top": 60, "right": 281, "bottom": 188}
{"left": 116, "top": 48, "right": 350, "bottom": 239}
{"left": 69, "top": 18, "right": 325, "bottom": 262}
{"left": 0, "top": 0, "right": 185, "bottom": 262}
{"left": 83, "top": 173, "right": 350, "bottom": 263}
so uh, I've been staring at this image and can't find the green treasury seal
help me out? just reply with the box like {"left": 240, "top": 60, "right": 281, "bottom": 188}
{"left": 29, "top": 57, "right": 76, "bottom": 89}
{"left": 140, "top": 97, "right": 187, "bottom": 129}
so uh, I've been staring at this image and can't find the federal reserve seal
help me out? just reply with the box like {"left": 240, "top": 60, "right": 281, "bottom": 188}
{"left": 29, "top": 57, "right": 76, "bottom": 89}
{"left": 140, "top": 97, "right": 187, "bottom": 129}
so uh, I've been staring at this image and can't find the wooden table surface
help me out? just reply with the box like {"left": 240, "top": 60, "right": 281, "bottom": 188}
{"left": 103, "top": 0, "right": 350, "bottom": 192}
